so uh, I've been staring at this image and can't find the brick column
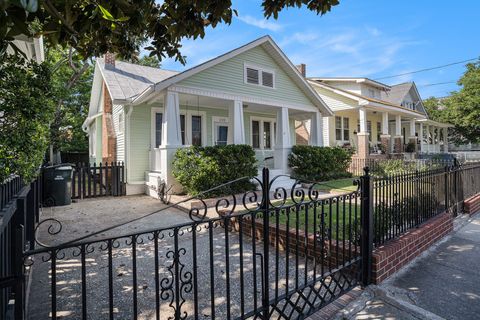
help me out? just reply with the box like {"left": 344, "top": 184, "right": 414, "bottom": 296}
{"left": 357, "top": 108, "right": 369, "bottom": 159}
{"left": 102, "top": 82, "right": 116, "bottom": 163}
{"left": 393, "top": 136, "right": 403, "bottom": 153}
{"left": 380, "top": 135, "right": 391, "bottom": 154}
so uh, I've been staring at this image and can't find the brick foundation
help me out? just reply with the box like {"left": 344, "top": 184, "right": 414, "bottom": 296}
{"left": 464, "top": 194, "right": 480, "bottom": 216}
{"left": 371, "top": 211, "right": 453, "bottom": 283}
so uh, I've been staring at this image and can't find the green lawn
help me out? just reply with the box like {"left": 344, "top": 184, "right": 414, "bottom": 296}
{"left": 312, "top": 178, "right": 358, "bottom": 194}
{"left": 269, "top": 200, "right": 361, "bottom": 240}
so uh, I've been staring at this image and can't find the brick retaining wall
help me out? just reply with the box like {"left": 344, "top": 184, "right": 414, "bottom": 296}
{"left": 464, "top": 194, "right": 480, "bottom": 216}
{"left": 371, "top": 211, "right": 453, "bottom": 283}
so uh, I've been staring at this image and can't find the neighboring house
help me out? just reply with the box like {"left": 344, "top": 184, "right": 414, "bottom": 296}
{"left": 6, "top": 35, "right": 45, "bottom": 63}
{"left": 83, "top": 36, "right": 332, "bottom": 195}
{"left": 299, "top": 77, "right": 452, "bottom": 160}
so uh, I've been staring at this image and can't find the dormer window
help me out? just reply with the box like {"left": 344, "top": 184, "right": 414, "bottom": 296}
{"left": 244, "top": 64, "right": 275, "bottom": 88}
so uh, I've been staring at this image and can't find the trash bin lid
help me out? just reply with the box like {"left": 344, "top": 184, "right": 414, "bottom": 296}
{"left": 56, "top": 166, "right": 73, "bottom": 170}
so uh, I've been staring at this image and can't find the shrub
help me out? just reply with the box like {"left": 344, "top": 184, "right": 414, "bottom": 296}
{"left": 405, "top": 142, "right": 416, "bottom": 153}
{"left": 371, "top": 159, "right": 417, "bottom": 176}
{"left": 172, "top": 145, "right": 257, "bottom": 196}
{"left": 288, "top": 146, "right": 353, "bottom": 181}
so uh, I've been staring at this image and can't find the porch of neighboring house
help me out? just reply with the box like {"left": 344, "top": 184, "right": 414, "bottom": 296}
{"left": 416, "top": 119, "right": 451, "bottom": 155}
{"left": 330, "top": 107, "right": 423, "bottom": 161}
{"left": 139, "top": 90, "right": 323, "bottom": 194}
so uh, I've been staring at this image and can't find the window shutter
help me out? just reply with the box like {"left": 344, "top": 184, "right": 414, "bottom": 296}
{"left": 246, "top": 68, "right": 259, "bottom": 84}
{"left": 262, "top": 71, "right": 274, "bottom": 87}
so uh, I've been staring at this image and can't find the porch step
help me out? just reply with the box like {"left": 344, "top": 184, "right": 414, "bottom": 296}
{"left": 255, "top": 169, "right": 297, "bottom": 191}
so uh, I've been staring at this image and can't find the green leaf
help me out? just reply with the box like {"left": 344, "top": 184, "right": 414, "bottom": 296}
{"left": 98, "top": 4, "right": 115, "bottom": 21}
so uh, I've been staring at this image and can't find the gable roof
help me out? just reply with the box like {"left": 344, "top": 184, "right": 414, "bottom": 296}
{"left": 381, "top": 82, "right": 414, "bottom": 105}
{"left": 132, "top": 35, "right": 333, "bottom": 115}
{"left": 310, "top": 77, "right": 391, "bottom": 90}
{"left": 309, "top": 80, "right": 427, "bottom": 118}
{"left": 97, "top": 58, "right": 178, "bottom": 101}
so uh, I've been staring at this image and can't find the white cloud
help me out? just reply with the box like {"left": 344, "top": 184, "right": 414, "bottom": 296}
{"left": 237, "top": 15, "right": 283, "bottom": 32}
{"left": 281, "top": 26, "right": 424, "bottom": 80}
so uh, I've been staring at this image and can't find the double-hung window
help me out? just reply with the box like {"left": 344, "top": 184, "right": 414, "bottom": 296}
{"left": 335, "top": 116, "right": 350, "bottom": 142}
{"left": 154, "top": 112, "right": 163, "bottom": 148}
{"left": 191, "top": 115, "right": 202, "bottom": 146}
{"left": 251, "top": 118, "right": 275, "bottom": 149}
{"left": 244, "top": 64, "right": 275, "bottom": 89}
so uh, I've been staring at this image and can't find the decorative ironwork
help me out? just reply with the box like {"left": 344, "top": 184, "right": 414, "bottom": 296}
{"left": 7, "top": 163, "right": 479, "bottom": 320}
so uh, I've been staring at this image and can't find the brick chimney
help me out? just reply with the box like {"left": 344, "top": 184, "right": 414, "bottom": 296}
{"left": 104, "top": 52, "right": 115, "bottom": 69}
{"left": 296, "top": 63, "right": 306, "bottom": 77}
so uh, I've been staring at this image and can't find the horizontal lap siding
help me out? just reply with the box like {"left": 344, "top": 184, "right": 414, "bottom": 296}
{"left": 129, "top": 104, "right": 152, "bottom": 182}
{"left": 178, "top": 46, "right": 316, "bottom": 107}
{"left": 113, "top": 104, "right": 125, "bottom": 162}
{"left": 95, "top": 116, "right": 103, "bottom": 163}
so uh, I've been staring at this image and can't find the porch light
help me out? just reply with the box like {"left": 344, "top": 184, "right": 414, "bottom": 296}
{"left": 353, "top": 130, "right": 357, "bottom": 135}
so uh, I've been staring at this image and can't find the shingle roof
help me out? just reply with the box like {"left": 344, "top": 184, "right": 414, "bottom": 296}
{"left": 381, "top": 82, "right": 413, "bottom": 105}
{"left": 98, "top": 58, "right": 178, "bottom": 101}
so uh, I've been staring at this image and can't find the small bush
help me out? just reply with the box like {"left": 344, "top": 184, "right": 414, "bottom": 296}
{"left": 172, "top": 145, "right": 257, "bottom": 196}
{"left": 371, "top": 159, "right": 417, "bottom": 176}
{"left": 288, "top": 146, "right": 353, "bottom": 181}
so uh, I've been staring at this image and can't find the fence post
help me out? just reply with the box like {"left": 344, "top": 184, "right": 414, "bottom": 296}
{"left": 360, "top": 167, "right": 373, "bottom": 287}
{"left": 11, "top": 198, "right": 26, "bottom": 320}
{"left": 261, "top": 167, "right": 270, "bottom": 319}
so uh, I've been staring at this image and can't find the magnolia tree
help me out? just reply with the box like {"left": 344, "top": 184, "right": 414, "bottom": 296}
{"left": 0, "top": 0, "right": 340, "bottom": 180}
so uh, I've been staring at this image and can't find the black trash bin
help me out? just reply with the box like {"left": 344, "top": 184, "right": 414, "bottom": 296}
{"left": 43, "top": 164, "right": 73, "bottom": 206}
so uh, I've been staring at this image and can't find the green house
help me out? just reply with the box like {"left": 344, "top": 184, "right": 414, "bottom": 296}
{"left": 83, "top": 36, "right": 332, "bottom": 195}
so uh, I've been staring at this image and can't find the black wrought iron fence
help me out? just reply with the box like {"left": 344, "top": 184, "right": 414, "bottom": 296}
{"left": 2, "top": 163, "right": 480, "bottom": 320}
{"left": 20, "top": 169, "right": 365, "bottom": 320}
{"left": 72, "top": 162, "right": 125, "bottom": 199}
{"left": 372, "top": 163, "right": 480, "bottom": 246}
{"left": 0, "top": 175, "right": 41, "bottom": 319}
{"left": 348, "top": 158, "right": 456, "bottom": 177}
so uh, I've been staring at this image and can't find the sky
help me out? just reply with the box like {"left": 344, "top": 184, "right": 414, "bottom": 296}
{"left": 158, "top": 1, "right": 480, "bottom": 99}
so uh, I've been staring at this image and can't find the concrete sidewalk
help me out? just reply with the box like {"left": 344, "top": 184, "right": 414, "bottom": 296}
{"left": 336, "top": 213, "right": 480, "bottom": 320}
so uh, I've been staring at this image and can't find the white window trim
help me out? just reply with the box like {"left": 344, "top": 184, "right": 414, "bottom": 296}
{"left": 335, "top": 116, "right": 350, "bottom": 142}
{"left": 243, "top": 63, "right": 276, "bottom": 89}
{"left": 182, "top": 110, "right": 207, "bottom": 147}
{"left": 250, "top": 116, "right": 276, "bottom": 150}
{"left": 211, "top": 116, "right": 230, "bottom": 146}
{"left": 150, "top": 107, "right": 208, "bottom": 148}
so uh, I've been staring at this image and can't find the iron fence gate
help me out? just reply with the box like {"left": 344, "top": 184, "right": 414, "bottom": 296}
{"left": 19, "top": 168, "right": 370, "bottom": 320}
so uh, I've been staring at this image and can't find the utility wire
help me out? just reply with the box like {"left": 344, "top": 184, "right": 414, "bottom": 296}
{"left": 417, "top": 81, "right": 457, "bottom": 87}
{"left": 373, "top": 58, "right": 477, "bottom": 80}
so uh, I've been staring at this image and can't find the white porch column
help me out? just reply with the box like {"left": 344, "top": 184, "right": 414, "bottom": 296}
{"left": 425, "top": 124, "right": 430, "bottom": 153}
{"left": 443, "top": 127, "right": 449, "bottom": 152}
{"left": 357, "top": 107, "right": 369, "bottom": 159}
{"left": 274, "top": 107, "right": 292, "bottom": 172}
{"left": 395, "top": 115, "right": 402, "bottom": 136}
{"left": 407, "top": 119, "right": 417, "bottom": 153}
{"left": 228, "top": 99, "right": 245, "bottom": 144}
{"left": 160, "top": 90, "right": 182, "bottom": 193}
{"left": 382, "top": 112, "right": 389, "bottom": 135}
{"left": 309, "top": 112, "right": 323, "bottom": 146}
{"left": 380, "top": 112, "right": 391, "bottom": 155}
{"left": 419, "top": 123, "right": 424, "bottom": 153}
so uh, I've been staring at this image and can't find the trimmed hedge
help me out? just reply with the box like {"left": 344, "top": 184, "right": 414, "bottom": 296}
{"left": 172, "top": 145, "right": 257, "bottom": 196}
{"left": 288, "top": 146, "right": 353, "bottom": 181}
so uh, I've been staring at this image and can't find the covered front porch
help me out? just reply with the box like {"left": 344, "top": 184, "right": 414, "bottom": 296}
{"left": 416, "top": 119, "right": 452, "bottom": 154}
{"left": 332, "top": 105, "right": 426, "bottom": 159}
{"left": 145, "top": 88, "right": 324, "bottom": 191}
